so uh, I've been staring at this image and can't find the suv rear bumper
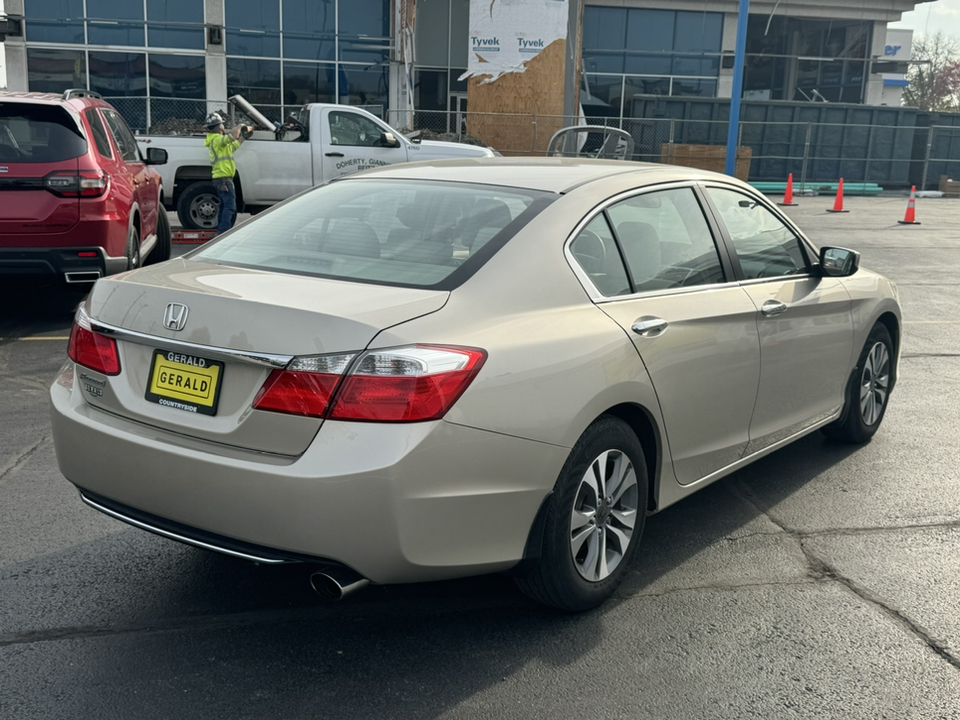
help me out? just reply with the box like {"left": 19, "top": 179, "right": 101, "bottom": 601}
{"left": 0, "top": 246, "right": 127, "bottom": 283}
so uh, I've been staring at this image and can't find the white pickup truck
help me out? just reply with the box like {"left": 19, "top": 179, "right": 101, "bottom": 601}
{"left": 136, "top": 98, "right": 496, "bottom": 229}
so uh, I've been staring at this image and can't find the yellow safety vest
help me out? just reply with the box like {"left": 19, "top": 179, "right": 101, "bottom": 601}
{"left": 206, "top": 133, "right": 242, "bottom": 179}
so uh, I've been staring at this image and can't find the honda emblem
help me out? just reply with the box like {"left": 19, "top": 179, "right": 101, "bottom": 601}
{"left": 163, "top": 303, "right": 189, "bottom": 331}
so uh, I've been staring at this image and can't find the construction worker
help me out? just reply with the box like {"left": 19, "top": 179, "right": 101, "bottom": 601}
{"left": 204, "top": 112, "right": 252, "bottom": 234}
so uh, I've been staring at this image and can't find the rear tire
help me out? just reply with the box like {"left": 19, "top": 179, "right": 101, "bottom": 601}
{"left": 145, "top": 208, "right": 172, "bottom": 264}
{"left": 177, "top": 182, "right": 219, "bottom": 230}
{"left": 515, "top": 416, "right": 647, "bottom": 611}
{"left": 821, "top": 322, "right": 894, "bottom": 444}
{"left": 125, "top": 224, "right": 141, "bottom": 271}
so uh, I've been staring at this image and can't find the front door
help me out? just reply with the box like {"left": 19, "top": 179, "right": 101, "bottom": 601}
{"left": 320, "top": 108, "right": 408, "bottom": 181}
{"left": 702, "top": 185, "right": 855, "bottom": 454}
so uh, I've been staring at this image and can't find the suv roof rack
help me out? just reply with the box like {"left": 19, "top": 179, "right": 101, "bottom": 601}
{"left": 62, "top": 89, "right": 103, "bottom": 101}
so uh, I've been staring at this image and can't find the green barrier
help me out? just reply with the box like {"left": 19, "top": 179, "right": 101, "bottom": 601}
{"left": 751, "top": 182, "right": 884, "bottom": 197}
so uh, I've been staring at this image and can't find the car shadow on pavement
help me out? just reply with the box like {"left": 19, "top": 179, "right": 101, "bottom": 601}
{"left": 1, "top": 424, "right": 872, "bottom": 719}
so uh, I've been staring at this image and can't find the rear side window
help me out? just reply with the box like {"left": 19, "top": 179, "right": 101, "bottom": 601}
{"left": 0, "top": 103, "right": 87, "bottom": 163}
{"left": 86, "top": 109, "right": 113, "bottom": 159}
{"left": 195, "top": 179, "right": 552, "bottom": 288}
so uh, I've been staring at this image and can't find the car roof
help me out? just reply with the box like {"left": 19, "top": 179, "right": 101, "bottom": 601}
{"left": 346, "top": 157, "right": 741, "bottom": 194}
{"left": 0, "top": 90, "right": 108, "bottom": 113}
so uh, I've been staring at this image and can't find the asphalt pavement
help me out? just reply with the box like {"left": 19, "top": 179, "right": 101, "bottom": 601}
{"left": 1, "top": 193, "right": 959, "bottom": 719}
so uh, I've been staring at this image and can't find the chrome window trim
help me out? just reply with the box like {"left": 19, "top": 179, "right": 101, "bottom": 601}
{"left": 87, "top": 316, "right": 293, "bottom": 369}
{"left": 564, "top": 179, "right": 736, "bottom": 302}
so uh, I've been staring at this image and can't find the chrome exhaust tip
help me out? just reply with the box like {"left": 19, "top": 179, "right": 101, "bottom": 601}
{"left": 65, "top": 271, "right": 102, "bottom": 284}
{"left": 309, "top": 565, "right": 369, "bottom": 601}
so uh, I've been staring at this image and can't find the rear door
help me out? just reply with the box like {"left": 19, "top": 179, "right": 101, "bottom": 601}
{"left": 702, "top": 185, "right": 854, "bottom": 455}
{"left": 569, "top": 185, "right": 762, "bottom": 486}
{"left": 0, "top": 102, "right": 84, "bottom": 240}
{"left": 102, "top": 108, "right": 158, "bottom": 237}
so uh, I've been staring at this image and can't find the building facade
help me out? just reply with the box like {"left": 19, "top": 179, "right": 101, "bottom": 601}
{"left": 0, "top": 0, "right": 932, "bottom": 131}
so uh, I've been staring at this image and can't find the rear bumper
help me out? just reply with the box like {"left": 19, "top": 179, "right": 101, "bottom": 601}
{"left": 50, "top": 365, "right": 567, "bottom": 584}
{"left": 0, "top": 246, "right": 126, "bottom": 282}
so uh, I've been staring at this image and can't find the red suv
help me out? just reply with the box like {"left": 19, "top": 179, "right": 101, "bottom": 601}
{"left": 0, "top": 89, "right": 170, "bottom": 285}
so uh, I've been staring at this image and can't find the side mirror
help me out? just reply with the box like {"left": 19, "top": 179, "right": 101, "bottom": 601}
{"left": 145, "top": 147, "right": 168, "bottom": 166}
{"left": 381, "top": 132, "right": 401, "bottom": 148}
{"left": 819, "top": 246, "right": 860, "bottom": 277}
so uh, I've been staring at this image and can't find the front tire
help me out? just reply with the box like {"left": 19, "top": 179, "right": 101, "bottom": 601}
{"left": 822, "top": 322, "right": 894, "bottom": 443}
{"left": 177, "top": 182, "right": 219, "bottom": 230}
{"left": 515, "top": 416, "right": 647, "bottom": 611}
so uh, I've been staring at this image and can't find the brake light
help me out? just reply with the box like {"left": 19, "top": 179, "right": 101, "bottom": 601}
{"left": 253, "top": 354, "right": 355, "bottom": 418}
{"left": 44, "top": 170, "right": 109, "bottom": 198}
{"left": 68, "top": 314, "right": 120, "bottom": 376}
{"left": 253, "top": 346, "right": 486, "bottom": 423}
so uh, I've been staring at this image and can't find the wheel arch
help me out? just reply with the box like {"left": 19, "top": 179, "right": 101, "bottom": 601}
{"left": 603, "top": 403, "right": 663, "bottom": 514}
{"left": 514, "top": 402, "right": 664, "bottom": 575}
{"left": 875, "top": 311, "right": 900, "bottom": 390}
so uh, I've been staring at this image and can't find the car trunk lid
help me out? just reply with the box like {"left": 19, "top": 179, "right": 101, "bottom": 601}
{"left": 77, "top": 259, "right": 449, "bottom": 455}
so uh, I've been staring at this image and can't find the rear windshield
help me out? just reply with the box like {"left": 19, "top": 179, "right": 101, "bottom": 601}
{"left": 194, "top": 179, "right": 554, "bottom": 289}
{"left": 0, "top": 104, "right": 87, "bottom": 163}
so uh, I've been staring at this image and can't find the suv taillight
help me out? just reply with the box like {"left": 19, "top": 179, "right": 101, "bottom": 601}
{"left": 253, "top": 345, "right": 486, "bottom": 423}
{"left": 44, "top": 170, "right": 109, "bottom": 198}
{"left": 68, "top": 313, "right": 121, "bottom": 376}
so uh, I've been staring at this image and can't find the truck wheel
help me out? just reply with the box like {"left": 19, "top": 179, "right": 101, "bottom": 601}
{"left": 177, "top": 182, "right": 219, "bottom": 230}
{"left": 145, "top": 208, "right": 172, "bottom": 265}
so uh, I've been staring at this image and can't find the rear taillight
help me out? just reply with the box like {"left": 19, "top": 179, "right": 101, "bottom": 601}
{"left": 253, "top": 346, "right": 486, "bottom": 423}
{"left": 68, "top": 312, "right": 120, "bottom": 376}
{"left": 44, "top": 170, "right": 109, "bottom": 198}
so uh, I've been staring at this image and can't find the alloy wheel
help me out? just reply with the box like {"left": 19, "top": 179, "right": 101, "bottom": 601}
{"left": 569, "top": 449, "right": 639, "bottom": 582}
{"left": 859, "top": 341, "right": 890, "bottom": 426}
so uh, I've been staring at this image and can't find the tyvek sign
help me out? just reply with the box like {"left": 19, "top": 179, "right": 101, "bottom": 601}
{"left": 461, "top": 0, "right": 569, "bottom": 83}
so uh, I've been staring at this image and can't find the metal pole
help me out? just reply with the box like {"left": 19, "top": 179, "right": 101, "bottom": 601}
{"left": 921, "top": 126, "right": 934, "bottom": 192}
{"left": 725, "top": 0, "right": 750, "bottom": 177}
{"left": 800, "top": 122, "right": 812, "bottom": 193}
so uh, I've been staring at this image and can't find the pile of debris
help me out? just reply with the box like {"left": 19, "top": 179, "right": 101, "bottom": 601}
{"left": 147, "top": 117, "right": 207, "bottom": 136}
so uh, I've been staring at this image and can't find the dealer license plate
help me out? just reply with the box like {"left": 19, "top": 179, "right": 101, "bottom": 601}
{"left": 145, "top": 350, "right": 224, "bottom": 416}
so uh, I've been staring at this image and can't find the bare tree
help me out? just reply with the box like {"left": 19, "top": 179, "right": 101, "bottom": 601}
{"left": 904, "top": 32, "right": 960, "bottom": 111}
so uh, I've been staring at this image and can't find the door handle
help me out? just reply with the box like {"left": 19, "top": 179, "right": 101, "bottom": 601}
{"left": 761, "top": 300, "right": 788, "bottom": 317}
{"left": 325, "top": 152, "right": 344, "bottom": 157}
{"left": 631, "top": 317, "right": 668, "bottom": 336}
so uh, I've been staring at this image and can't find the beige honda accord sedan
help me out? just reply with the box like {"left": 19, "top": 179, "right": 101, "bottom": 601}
{"left": 50, "top": 158, "right": 901, "bottom": 611}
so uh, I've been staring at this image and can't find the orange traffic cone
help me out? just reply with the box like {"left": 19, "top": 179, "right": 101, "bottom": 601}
{"left": 827, "top": 178, "right": 849, "bottom": 213}
{"left": 778, "top": 173, "right": 798, "bottom": 207}
{"left": 898, "top": 186, "right": 921, "bottom": 225}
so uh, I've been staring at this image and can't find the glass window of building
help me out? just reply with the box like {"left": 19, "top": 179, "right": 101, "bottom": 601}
{"left": 583, "top": 7, "right": 724, "bottom": 116}
{"left": 26, "top": 48, "right": 87, "bottom": 93}
{"left": 23, "top": 0, "right": 85, "bottom": 44}
{"left": 225, "top": 0, "right": 281, "bottom": 57}
{"left": 744, "top": 16, "right": 871, "bottom": 103}
{"left": 86, "top": 0, "right": 145, "bottom": 46}
{"left": 413, "top": 0, "right": 469, "bottom": 133}
{"left": 148, "top": 0, "right": 205, "bottom": 50}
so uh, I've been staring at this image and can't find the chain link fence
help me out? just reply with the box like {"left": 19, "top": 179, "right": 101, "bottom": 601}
{"left": 126, "top": 98, "right": 960, "bottom": 191}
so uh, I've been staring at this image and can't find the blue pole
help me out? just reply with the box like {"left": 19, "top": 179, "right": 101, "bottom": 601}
{"left": 725, "top": 0, "right": 750, "bottom": 177}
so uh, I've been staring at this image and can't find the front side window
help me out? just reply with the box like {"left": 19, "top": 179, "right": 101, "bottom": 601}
{"left": 102, "top": 109, "right": 141, "bottom": 163}
{"left": 194, "top": 179, "right": 552, "bottom": 289}
{"left": 607, "top": 188, "right": 725, "bottom": 292}
{"left": 705, "top": 187, "right": 810, "bottom": 279}
{"left": 328, "top": 112, "right": 387, "bottom": 146}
